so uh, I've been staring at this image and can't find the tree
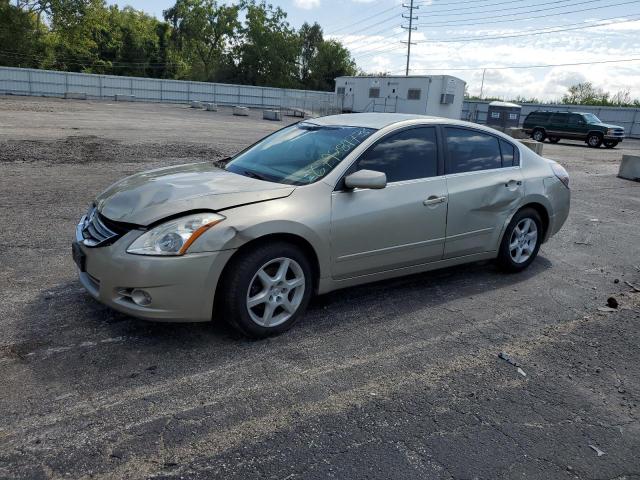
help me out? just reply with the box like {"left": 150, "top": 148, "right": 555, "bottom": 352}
{"left": 306, "top": 40, "right": 356, "bottom": 91}
{"left": 234, "top": 1, "right": 300, "bottom": 88}
{"left": 298, "top": 22, "right": 322, "bottom": 84}
{"left": 0, "top": 0, "right": 48, "bottom": 68}
{"left": 164, "top": 0, "right": 240, "bottom": 81}
{"left": 562, "top": 82, "right": 609, "bottom": 105}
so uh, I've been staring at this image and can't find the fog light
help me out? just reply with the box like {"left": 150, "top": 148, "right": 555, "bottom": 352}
{"left": 130, "top": 289, "right": 152, "bottom": 306}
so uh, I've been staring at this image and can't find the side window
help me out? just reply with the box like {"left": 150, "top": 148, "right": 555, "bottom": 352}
{"left": 445, "top": 127, "right": 502, "bottom": 174}
{"left": 407, "top": 88, "right": 421, "bottom": 100}
{"left": 551, "top": 113, "right": 568, "bottom": 125}
{"left": 499, "top": 139, "right": 518, "bottom": 167}
{"left": 369, "top": 88, "right": 380, "bottom": 98}
{"left": 568, "top": 114, "right": 585, "bottom": 125}
{"left": 357, "top": 127, "right": 438, "bottom": 182}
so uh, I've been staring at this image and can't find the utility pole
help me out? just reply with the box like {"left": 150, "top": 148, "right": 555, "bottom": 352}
{"left": 479, "top": 68, "right": 486, "bottom": 99}
{"left": 401, "top": 0, "right": 418, "bottom": 76}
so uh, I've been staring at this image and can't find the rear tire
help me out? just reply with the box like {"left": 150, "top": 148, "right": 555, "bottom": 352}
{"left": 497, "top": 208, "right": 543, "bottom": 273}
{"left": 587, "top": 133, "right": 603, "bottom": 148}
{"left": 532, "top": 129, "right": 546, "bottom": 142}
{"left": 548, "top": 136, "right": 561, "bottom": 144}
{"left": 220, "top": 242, "right": 313, "bottom": 338}
{"left": 604, "top": 140, "right": 618, "bottom": 149}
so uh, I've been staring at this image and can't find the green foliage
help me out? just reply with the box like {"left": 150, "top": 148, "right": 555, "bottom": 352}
{"left": 1, "top": 0, "right": 357, "bottom": 90}
{"left": 0, "top": 0, "right": 48, "bottom": 67}
{"left": 562, "top": 82, "right": 640, "bottom": 107}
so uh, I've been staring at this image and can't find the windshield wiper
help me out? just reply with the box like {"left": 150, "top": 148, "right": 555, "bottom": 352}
{"left": 241, "top": 169, "right": 270, "bottom": 181}
{"left": 213, "top": 157, "right": 231, "bottom": 169}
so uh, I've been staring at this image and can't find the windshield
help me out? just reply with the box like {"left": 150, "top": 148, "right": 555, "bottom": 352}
{"left": 225, "top": 123, "right": 376, "bottom": 185}
{"left": 583, "top": 113, "right": 601, "bottom": 123}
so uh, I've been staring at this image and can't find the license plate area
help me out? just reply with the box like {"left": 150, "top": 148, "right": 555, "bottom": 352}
{"left": 72, "top": 241, "right": 86, "bottom": 272}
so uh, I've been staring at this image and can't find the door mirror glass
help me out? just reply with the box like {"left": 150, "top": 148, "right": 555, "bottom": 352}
{"left": 344, "top": 170, "right": 387, "bottom": 190}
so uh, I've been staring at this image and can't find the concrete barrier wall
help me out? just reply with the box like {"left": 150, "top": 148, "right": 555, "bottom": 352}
{"left": 463, "top": 100, "right": 640, "bottom": 139}
{"left": 0, "top": 66, "right": 340, "bottom": 117}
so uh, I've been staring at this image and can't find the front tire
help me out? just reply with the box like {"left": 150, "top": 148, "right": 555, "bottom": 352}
{"left": 532, "top": 129, "right": 546, "bottom": 142}
{"left": 497, "top": 208, "right": 543, "bottom": 272}
{"left": 604, "top": 140, "right": 618, "bottom": 149}
{"left": 587, "top": 133, "right": 603, "bottom": 148}
{"left": 220, "top": 242, "right": 313, "bottom": 338}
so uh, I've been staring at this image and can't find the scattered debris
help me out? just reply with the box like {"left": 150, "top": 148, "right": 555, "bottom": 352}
{"left": 624, "top": 281, "right": 640, "bottom": 293}
{"left": 589, "top": 444, "right": 606, "bottom": 457}
{"left": 574, "top": 241, "right": 591, "bottom": 246}
{"left": 517, "top": 367, "right": 527, "bottom": 377}
{"left": 607, "top": 297, "right": 619, "bottom": 309}
{"left": 597, "top": 307, "right": 617, "bottom": 313}
{"left": 589, "top": 218, "right": 599, "bottom": 222}
{"left": 614, "top": 278, "right": 620, "bottom": 284}
{"left": 498, "top": 351, "right": 519, "bottom": 367}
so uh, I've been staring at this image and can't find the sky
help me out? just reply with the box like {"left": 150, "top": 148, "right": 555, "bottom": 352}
{"left": 106, "top": 0, "right": 640, "bottom": 101}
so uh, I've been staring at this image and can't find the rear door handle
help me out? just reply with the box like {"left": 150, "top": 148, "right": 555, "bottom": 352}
{"left": 423, "top": 195, "right": 447, "bottom": 206}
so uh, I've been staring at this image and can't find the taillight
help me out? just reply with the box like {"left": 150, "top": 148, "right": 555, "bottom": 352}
{"left": 550, "top": 161, "right": 570, "bottom": 188}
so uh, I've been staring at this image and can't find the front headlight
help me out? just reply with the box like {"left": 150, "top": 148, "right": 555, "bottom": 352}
{"left": 127, "top": 212, "right": 225, "bottom": 256}
{"left": 607, "top": 129, "right": 614, "bottom": 135}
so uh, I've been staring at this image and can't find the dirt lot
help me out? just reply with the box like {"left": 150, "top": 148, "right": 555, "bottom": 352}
{"left": 1, "top": 96, "right": 639, "bottom": 480}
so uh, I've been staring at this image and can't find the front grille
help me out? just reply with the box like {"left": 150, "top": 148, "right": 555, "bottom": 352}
{"left": 80, "top": 206, "right": 130, "bottom": 247}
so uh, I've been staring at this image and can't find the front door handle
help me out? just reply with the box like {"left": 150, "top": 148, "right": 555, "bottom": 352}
{"left": 423, "top": 195, "right": 447, "bottom": 206}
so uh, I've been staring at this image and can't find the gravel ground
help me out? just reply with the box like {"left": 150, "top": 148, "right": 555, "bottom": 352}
{"left": 1, "top": 96, "right": 639, "bottom": 479}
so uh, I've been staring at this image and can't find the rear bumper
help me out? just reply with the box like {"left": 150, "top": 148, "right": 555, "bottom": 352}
{"left": 75, "top": 229, "right": 235, "bottom": 322}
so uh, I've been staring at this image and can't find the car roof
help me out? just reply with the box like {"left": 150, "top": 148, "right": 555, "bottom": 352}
{"left": 307, "top": 113, "right": 440, "bottom": 129}
{"left": 306, "top": 113, "right": 521, "bottom": 140}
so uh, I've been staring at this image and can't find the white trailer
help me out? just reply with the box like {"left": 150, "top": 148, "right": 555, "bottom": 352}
{"left": 334, "top": 75, "right": 466, "bottom": 119}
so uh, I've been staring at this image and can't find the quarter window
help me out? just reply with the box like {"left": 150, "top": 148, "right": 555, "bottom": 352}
{"left": 357, "top": 127, "right": 438, "bottom": 182}
{"left": 445, "top": 127, "right": 502, "bottom": 173}
{"left": 499, "top": 139, "right": 517, "bottom": 167}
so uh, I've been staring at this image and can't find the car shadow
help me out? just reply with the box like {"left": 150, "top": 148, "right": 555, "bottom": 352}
{"left": 16, "top": 255, "right": 552, "bottom": 381}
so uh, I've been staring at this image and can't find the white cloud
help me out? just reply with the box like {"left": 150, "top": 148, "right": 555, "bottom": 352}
{"left": 339, "top": 24, "right": 640, "bottom": 101}
{"left": 293, "top": 0, "right": 320, "bottom": 9}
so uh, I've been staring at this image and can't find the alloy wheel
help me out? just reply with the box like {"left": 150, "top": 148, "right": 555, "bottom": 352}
{"left": 509, "top": 218, "right": 538, "bottom": 264}
{"left": 246, "top": 257, "right": 306, "bottom": 327}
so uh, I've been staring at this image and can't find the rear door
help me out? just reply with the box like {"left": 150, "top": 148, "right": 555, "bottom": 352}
{"left": 330, "top": 126, "right": 448, "bottom": 278}
{"left": 548, "top": 112, "right": 569, "bottom": 138}
{"left": 443, "top": 127, "right": 523, "bottom": 258}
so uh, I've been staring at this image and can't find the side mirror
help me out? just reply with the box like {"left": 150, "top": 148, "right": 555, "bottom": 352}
{"left": 344, "top": 169, "right": 387, "bottom": 190}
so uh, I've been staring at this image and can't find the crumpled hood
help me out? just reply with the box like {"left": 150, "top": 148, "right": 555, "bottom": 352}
{"left": 95, "top": 162, "right": 295, "bottom": 226}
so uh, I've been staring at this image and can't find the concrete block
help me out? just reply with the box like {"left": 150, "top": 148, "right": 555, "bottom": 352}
{"left": 205, "top": 103, "right": 218, "bottom": 111}
{"left": 507, "top": 127, "right": 527, "bottom": 139}
{"left": 190, "top": 101, "right": 204, "bottom": 109}
{"left": 115, "top": 94, "right": 135, "bottom": 102}
{"left": 233, "top": 106, "right": 249, "bottom": 116}
{"left": 263, "top": 109, "right": 282, "bottom": 121}
{"left": 618, "top": 155, "right": 640, "bottom": 181}
{"left": 518, "top": 139, "right": 543, "bottom": 155}
{"left": 64, "top": 92, "right": 87, "bottom": 100}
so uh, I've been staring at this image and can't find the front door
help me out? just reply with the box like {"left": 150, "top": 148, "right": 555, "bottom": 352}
{"left": 330, "top": 126, "right": 448, "bottom": 279}
{"left": 442, "top": 126, "right": 524, "bottom": 258}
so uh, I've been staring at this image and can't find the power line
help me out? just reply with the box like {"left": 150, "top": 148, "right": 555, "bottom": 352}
{"left": 397, "top": 57, "right": 640, "bottom": 73}
{"left": 413, "top": 0, "right": 568, "bottom": 12}
{"left": 324, "top": 5, "right": 401, "bottom": 35}
{"left": 415, "top": 0, "right": 640, "bottom": 26}
{"left": 415, "top": 0, "right": 575, "bottom": 17}
{"left": 414, "top": 14, "right": 640, "bottom": 43}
